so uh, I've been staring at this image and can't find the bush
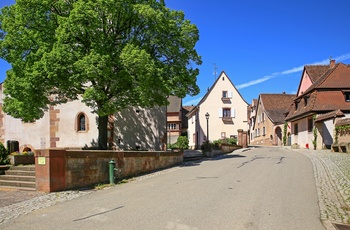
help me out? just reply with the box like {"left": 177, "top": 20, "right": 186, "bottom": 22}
{"left": 175, "top": 136, "right": 189, "bottom": 150}
{"left": 0, "top": 142, "right": 10, "bottom": 165}
{"left": 201, "top": 142, "right": 212, "bottom": 153}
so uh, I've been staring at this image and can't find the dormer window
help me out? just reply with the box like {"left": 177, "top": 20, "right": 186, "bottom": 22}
{"left": 345, "top": 92, "right": 350, "bottom": 102}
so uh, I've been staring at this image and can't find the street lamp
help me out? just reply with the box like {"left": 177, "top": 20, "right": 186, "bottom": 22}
{"left": 205, "top": 112, "right": 210, "bottom": 143}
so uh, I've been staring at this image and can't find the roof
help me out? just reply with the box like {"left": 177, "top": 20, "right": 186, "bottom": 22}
{"left": 182, "top": 106, "right": 195, "bottom": 113}
{"left": 167, "top": 96, "right": 182, "bottom": 113}
{"left": 304, "top": 65, "right": 330, "bottom": 83}
{"left": 314, "top": 109, "right": 344, "bottom": 123}
{"left": 286, "top": 62, "right": 350, "bottom": 121}
{"left": 335, "top": 118, "right": 350, "bottom": 126}
{"left": 259, "top": 93, "right": 295, "bottom": 124}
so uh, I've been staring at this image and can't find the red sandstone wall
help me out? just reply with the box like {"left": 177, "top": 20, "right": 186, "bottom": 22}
{"left": 35, "top": 150, "right": 183, "bottom": 192}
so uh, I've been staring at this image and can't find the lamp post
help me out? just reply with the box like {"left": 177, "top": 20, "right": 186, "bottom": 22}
{"left": 205, "top": 112, "right": 210, "bottom": 143}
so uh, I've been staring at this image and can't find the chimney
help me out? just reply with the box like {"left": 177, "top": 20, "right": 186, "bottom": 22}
{"left": 330, "top": 59, "right": 335, "bottom": 68}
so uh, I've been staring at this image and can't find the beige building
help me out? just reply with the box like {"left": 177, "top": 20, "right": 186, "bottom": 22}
{"left": 0, "top": 83, "right": 166, "bottom": 152}
{"left": 186, "top": 71, "right": 249, "bottom": 149}
{"left": 252, "top": 94, "right": 294, "bottom": 146}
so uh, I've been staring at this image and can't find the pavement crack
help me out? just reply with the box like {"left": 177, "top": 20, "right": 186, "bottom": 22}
{"left": 73, "top": 206, "right": 124, "bottom": 222}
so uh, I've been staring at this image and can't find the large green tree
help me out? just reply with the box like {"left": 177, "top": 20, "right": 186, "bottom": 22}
{"left": 0, "top": 0, "right": 201, "bottom": 149}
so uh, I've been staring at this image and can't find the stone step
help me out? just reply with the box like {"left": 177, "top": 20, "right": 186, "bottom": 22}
{"left": 5, "top": 170, "right": 36, "bottom": 176}
{"left": 0, "top": 185, "right": 36, "bottom": 191}
{"left": 0, "top": 180, "right": 36, "bottom": 189}
{"left": 10, "top": 165, "right": 35, "bottom": 171}
{"left": 0, "top": 175, "right": 36, "bottom": 182}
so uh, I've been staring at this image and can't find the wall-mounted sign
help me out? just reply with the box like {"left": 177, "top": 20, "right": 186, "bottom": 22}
{"left": 38, "top": 157, "right": 46, "bottom": 165}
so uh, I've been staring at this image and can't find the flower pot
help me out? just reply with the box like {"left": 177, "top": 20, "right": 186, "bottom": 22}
{"left": 9, "top": 155, "right": 35, "bottom": 166}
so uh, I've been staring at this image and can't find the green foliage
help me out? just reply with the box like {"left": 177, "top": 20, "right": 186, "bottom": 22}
{"left": 283, "top": 122, "right": 288, "bottom": 146}
{"left": 212, "top": 138, "right": 237, "bottom": 146}
{"left": 0, "top": 0, "right": 201, "bottom": 149}
{"left": 175, "top": 136, "right": 189, "bottom": 150}
{"left": 335, "top": 124, "right": 350, "bottom": 144}
{"left": 312, "top": 127, "right": 317, "bottom": 150}
{"left": 0, "top": 142, "right": 9, "bottom": 165}
{"left": 203, "top": 138, "right": 237, "bottom": 152}
{"left": 200, "top": 142, "right": 212, "bottom": 153}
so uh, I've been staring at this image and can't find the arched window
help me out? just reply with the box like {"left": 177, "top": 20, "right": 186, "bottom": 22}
{"left": 77, "top": 113, "right": 87, "bottom": 131}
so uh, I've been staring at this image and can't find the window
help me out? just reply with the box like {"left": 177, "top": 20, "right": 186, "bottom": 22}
{"left": 168, "top": 123, "right": 177, "bottom": 130}
{"left": 345, "top": 93, "right": 350, "bottom": 102}
{"left": 223, "top": 108, "right": 231, "bottom": 117}
{"left": 304, "top": 97, "right": 308, "bottom": 106}
{"left": 263, "top": 127, "right": 266, "bottom": 136}
{"left": 77, "top": 113, "right": 87, "bottom": 131}
{"left": 308, "top": 118, "right": 313, "bottom": 132}
{"left": 262, "top": 113, "right": 265, "bottom": 122}
{"left": 222, "top": 91, "right": 228, "bottom": 98}
{"left": 294, "top": 123, "right": 298, "bottom": 135}
{"left": 221, "top": 132, "right": 226, "bottom": 139}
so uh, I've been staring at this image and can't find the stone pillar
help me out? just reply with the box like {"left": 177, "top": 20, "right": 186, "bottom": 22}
{"left": 35, "top": 149, "right": 66, "bottom": 192}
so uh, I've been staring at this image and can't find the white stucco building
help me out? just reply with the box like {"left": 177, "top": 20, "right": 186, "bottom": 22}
{"left": 186, "top": 71, "right": 249, "bottom": 149}
{"left": 0, "top": 83, "right": 166, "bottom": 152}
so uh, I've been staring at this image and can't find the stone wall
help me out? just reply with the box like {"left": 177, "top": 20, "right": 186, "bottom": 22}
{"left": 35, "top": 149, "right": 183, "bottom": 192}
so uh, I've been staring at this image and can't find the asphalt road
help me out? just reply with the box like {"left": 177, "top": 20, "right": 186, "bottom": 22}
{"left": 2, "top": 147, "right": 325, "bottom": 230}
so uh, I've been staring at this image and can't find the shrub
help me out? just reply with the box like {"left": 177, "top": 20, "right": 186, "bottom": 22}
{"left": 175, "top": 136, "right": 189, "bottom": 150}
{"left": 0, "top": 142, "right": 10, "bottom": 165}
{"left": 201, "top": 142, "right": 212, "bottom": 153}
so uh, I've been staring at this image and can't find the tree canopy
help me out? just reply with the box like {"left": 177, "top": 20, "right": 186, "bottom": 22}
{"left": 0, "top": 0, "right": 201, "bottom": 149}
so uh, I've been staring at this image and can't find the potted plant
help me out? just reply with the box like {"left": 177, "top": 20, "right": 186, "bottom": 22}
{"left": 9, "top": 151, "right": 35, "bottom": 166}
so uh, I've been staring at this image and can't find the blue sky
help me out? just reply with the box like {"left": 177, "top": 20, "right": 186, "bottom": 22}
{"left": 1, "top": 0, "right": 350, "bottom": 106}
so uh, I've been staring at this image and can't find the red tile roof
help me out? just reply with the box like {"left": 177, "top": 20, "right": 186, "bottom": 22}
{"left": 314, "top": 109, "right": 344, "bottom": 123}
{"left": 260, "top": 94, "right": 295, "bottom": 124}
{"left": 305, "top": 65, "right": 330, "bottom": 83}
{"left": 286, "top": 62, "right": 350, "bottom": 121}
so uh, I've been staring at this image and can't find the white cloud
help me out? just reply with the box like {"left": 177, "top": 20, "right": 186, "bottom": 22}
{"left": 236, "top": 75, "right": 274, "bottom": 89}
{"left": 183, "top": 96, "right": 201, "bottom": 106}
{"left": 236, "top": 52, "right": 350, "bottom": 89}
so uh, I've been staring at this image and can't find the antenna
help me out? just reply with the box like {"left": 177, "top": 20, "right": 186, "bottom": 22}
{"left": 213, "top": 63, "right": 217, "bottom": 80}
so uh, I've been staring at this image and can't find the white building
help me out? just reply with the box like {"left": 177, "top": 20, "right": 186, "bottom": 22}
{"left": 0, "top": 83, "right": 166, "bottom": 152}
{"left": 186, "top": 71, "right": 249, "bottom": 149}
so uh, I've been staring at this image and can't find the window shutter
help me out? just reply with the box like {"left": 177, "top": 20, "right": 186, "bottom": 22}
{"left": 232, "top": 108, "right": 235, "bottom": 118}
{"left": 219, "top": 109, "right": 223, "bottom": 117}
{"left": 228, "top": 91, "right": 232, "bottom": 98}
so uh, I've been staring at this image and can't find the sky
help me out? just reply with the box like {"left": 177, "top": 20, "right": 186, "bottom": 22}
{"left": 1, "top": 0, "right": 350, "bottom": 106}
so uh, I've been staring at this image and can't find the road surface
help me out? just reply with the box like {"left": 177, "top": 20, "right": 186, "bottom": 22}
{"left": 1, "top": 147, "right": 325, "bottom": 230}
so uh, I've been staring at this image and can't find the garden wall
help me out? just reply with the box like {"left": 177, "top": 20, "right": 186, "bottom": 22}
{"left": 35, "top": 149, "right": 183, "bottom": 192}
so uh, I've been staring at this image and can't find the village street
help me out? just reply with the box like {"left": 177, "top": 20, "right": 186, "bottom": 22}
{"left": 2, "top": 146, "right": 344, "bottom": 230}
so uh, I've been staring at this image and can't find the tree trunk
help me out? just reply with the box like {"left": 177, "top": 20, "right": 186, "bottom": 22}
{"left": 98, "top": 115, "right": 108, "bottom": 150}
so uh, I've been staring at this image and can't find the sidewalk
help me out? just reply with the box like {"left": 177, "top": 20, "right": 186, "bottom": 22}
{"left": 289, "top": 148, "right": 350, "bottom": 230}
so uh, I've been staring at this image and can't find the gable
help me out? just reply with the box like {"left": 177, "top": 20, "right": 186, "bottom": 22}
{"left": 197, "top": 71, "right": 248, "bottom": 107}
{"left": 297, "top": 70, "right": 313, "bottom": 96}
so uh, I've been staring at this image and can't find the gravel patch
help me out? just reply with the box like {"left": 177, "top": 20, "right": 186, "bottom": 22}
{"left": 293, "top": 149, "right": 350, "bottom": 229}
{"left": 0, "top": 190, "right": 91, "bottom": 225}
